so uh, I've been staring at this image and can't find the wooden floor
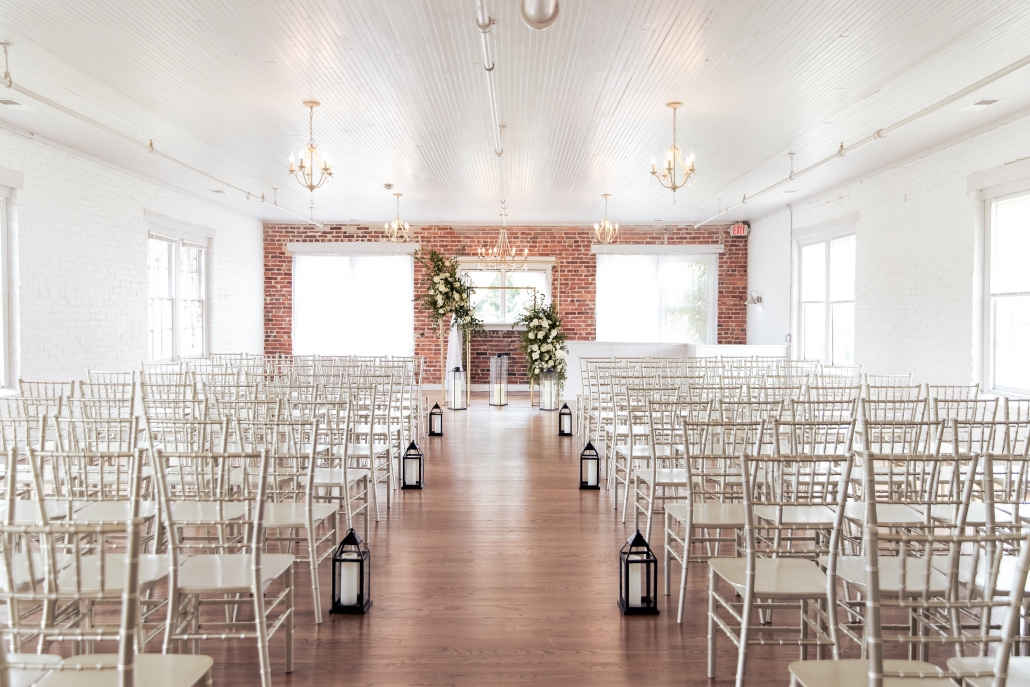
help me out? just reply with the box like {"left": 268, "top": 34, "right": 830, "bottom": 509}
{"left": 207, "top": 393, "right": 800, "bottom": 686}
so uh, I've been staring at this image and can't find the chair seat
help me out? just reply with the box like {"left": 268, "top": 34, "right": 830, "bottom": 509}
{"left": 844, "top": 502, "right": 927, "bottom": 526}
{"left": 177, "top": 553, "right": 295, "bottom": 593}
{"left": 790, "top": 658, "right": 952, "bottom": 687}
{"left": 313, "top": 467, "right": 370, "bottom": 486}
{"left": 638, "top": 468, "right": 688, "bottom": 486}
{"left": 73, "top": 500, "right": 158, "bottom": 523}
{"left": 169, "top": 500, "right": 248, "bottom": 524}
{"left": 947, "top": 655, "right": 1030, "bottom": 687}
{"left": 709, "top": 557, "right": 826, "bottom": 598}
{"left": 835, "top": 555, "right": 950, "bottom": 595}
{"left": 263, "top": 501, "right": 338, "bottom": 527}
{"left": 666, "top": 502, "right": 745, "bottom": 527}
{"left": 0, "top": 500, "right": 69, "bottom": 523}
{"left": 3, "top": 653, "right": 62, "bottom": 687}
{"left": 614, "top": 444, "right": 674, "bottom": 459}
{"left": 57, "top": 553, "right": 170, "bottom": 591}
{"left": 36, "top": 653, "right": 213, "bottom": 687}
{"left": 754, "top": 504, "right": 836, "bottom": 526}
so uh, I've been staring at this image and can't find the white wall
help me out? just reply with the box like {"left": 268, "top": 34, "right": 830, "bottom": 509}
{"left": 747, "top": 110, "right": 1030, "bottom": 384}
{"left": 0, "top": 128, "right": 263, "bottom": 381}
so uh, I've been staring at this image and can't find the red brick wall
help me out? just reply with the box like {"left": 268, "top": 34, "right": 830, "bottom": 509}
{"left": 264, "top": 224, "right": 747, "bottom": 383}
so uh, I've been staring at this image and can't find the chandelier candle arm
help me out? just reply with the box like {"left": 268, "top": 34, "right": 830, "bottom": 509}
{"left": 385, "top": 192, "right": 414, "bottom": 243}
{"left": 477, "top": 211, "right": 529, "bottom": 271}
{"left": 593, "top": 193, "right": 619, "bottom": 244}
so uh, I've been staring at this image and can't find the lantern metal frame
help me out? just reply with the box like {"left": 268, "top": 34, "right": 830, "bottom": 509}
{"left": 489, "top": 353, "right": 509, "bottom": 407}
{"left": 559, "top": 402, "right": 573, "bottom": 436}
{"left": 330, "top": 528, "right": 372, "bottom": 615}
{"left": 619, "top": 530, "right": 659, "bottom": 615}
{"left": 429, "top": 402, "right": 443, "bottom": 436}
{"left": 449, "top": 366, "right": 467, "bottom": 410}
{"left": 401, "top": 441, "right": 425, "bottom": 490}
{"left": 579, "top": 440, "right": 601, "bottom": 490}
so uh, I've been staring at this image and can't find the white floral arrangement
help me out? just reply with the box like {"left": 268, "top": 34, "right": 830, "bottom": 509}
{"left": 514, "top": 295, "right": 568, "bottom": 394}
{"left": 415, "top": 248, "right": 478, "bottom": 328}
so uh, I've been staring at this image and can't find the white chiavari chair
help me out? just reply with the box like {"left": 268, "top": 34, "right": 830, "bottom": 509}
{"left": 236, "top": 418, "right": 338, "bottom": 625}
{"left": 665, "top": 419, "right": 762, "bottom": 623}
{"left": 0, "top": 448, "right": 214, "bottom": 687}
{"left": 862, "top": 372, "right": 914, "bottom": 387}
{"left": 155, "top": 448, "right": 293, "bottom": 687}
{"left": 806, "top": 385, "right": 862, "bottom": 402}
{"left": 316, "top": 400, "right": 375, "bottom": 539}
{"left": 865, "top": 384, "right": 925, "bottom": 401}
{"left": 708, "top": 446, "right": 854, "bottom": 687}
{"left": 926, "top": 383, "right": 980, "bottom": 400}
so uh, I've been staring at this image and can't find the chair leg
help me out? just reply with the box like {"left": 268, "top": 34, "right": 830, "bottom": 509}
{"left": 253, "top": 580, "right": 272, "bottom": 687}
{"left": 620, "top": 467, "right": 632, "bottom": 523}
{"left": 286, "top": 565, "right": 295, "bottom": 673}
{"left": 644, "top": 484, "right": 657, "bottom": 542}
{"left": 735, "top": 580, "right": 755, "bottom": 687}
{"left": 707, "top": 565, "right": 717, "bottom": 678}
{"left": 309, "top": 525, "right": 323, "bottom": 625}
{"left": 678, "top": 516, "right": 693, "bottom": 625}
{"left": 663, "top": 510, "right": 671, "bottom": 597}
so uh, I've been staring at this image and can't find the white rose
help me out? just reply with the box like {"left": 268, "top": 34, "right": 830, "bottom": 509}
{"left": 540, "top": 320, "right": 549, "bottom": 330}
{"left": 532, "top": 352, "right": 539, "bottom": 360}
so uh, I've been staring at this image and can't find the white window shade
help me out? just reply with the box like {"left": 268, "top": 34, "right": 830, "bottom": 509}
{"left": 595, "top": 253, "right": 717, "bottom": 344}
{"left": 292, "top": 255, "right": 414, "bottom": 356}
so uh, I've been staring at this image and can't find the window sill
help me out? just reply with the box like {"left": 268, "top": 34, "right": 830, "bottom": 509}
{"left": 481, "top": 323, "right": 526, "bottom": 332}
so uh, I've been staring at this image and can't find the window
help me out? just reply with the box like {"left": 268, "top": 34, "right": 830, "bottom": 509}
{"left": 465, "top": 267, "right": 551, "bottom": 325}
{"left": 293, "top": 254, "right": 414, "bottom": 356}
{"left": 988, "top": 193, "right": 1030, "bottom": 394}
{"left": 147, "top": 235, "right": 207, "bottom": 361}
{"left": 595, "top": 253, "right": 717, "bottom": 343}
{"left": 799, "top": 235, "right": 855, "bottom": 364}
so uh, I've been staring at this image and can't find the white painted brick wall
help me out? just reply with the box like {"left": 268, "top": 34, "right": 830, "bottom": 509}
{"left": 747, "top": 111, "right": 1030, "bottom": 384}
{"left": 0, "top": 129, "right": 263, "bottom": 381}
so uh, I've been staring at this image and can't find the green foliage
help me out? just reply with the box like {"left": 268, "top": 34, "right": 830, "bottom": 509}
{"left": 512, "top": 294, "right": 568, "bottom": 396}
{"left": 415, "top": 248, "right": 483, "bottom": 336}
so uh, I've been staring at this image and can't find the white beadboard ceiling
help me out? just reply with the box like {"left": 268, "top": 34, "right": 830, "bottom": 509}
{"left": 1, "top": 0, "right": 1029, "bottom": 226}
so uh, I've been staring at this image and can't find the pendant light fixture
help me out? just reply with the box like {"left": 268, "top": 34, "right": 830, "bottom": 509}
{"left": 288, "top": 101, "right": 333, "bottom": 192}
{"left": 477, "top": 210, "right": 529, "bottom": 272}
{"left": 650, "top": 102, "right": 695, "bottom": 203}
{"left": 384, "top": 192, "right": 414, "bottom": 243}
{"left": 593, "top": 193, "right": 619, "bottom": 244}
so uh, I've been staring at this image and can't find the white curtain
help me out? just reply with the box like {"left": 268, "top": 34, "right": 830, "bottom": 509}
{"left": 595, "top": 253, "right": 716, "bottom": 344}
{"left": 292, "top": 254, "right": 414, "bottom": 356}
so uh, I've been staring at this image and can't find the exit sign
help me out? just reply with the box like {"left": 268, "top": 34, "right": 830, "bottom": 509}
{"left": 730, "top": 223, "right": 750, "bottom": 236}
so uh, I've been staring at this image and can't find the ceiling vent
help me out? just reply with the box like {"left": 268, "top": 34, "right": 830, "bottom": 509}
{"left": 959, "top": 99, "right": 1001, "bottom": 111}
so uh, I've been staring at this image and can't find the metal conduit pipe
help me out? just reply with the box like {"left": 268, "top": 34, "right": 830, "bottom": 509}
{"left": 697, "top": 51, "right": 1030, "bottom": 227}
{"left": 1, "top": 43, "right": 321, "bottom": 227}
{"left": 475, "top": 0, "right": 507, "bottom": 206}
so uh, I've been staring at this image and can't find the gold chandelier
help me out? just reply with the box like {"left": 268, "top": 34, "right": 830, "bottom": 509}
{"left": 384, "top": 192, "right": 414, "bottom": 243}
{"left": 650, "top": 101, "right": 695, "bottom": 202}
{"left": 288, "top": 101, "right": 333, "bottom": 192}
{"left": 477, "top": 211, "right": 528, "bottom": 272}
{"left": 593, "top": 193, "right": 618, "bottom": 244}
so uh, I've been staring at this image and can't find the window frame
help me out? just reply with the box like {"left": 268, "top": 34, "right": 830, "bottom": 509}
{"left": 593, "top": 251, "right": 719, "bottom": 345}
{"left": 794, "top": 230, "right": 856, "bottom": 364}
{"left": 147, "top": 232, "right": 210, "bottom": 362}
{"left": 458, "top": 258, "right": 554, "bottom": 330}
{"left": 983, "top": 189, "right": 1030, "bottom": 396}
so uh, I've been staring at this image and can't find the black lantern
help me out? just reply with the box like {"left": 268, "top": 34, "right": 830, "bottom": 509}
{"left": 402, "top": 441, "right": 424, "bottom": 489}
{"left": 559, "top": 403, "right": 573, "bottom": 436}
{"left": 619, "top": 530, "right": 659, "bottom": 615}
{"left": 580, "top": 441, "right": 601, "bottom": 490}
{"left": 331, "top": 528, "right": 372, "bottom": 615}
{"left": 429, "top": 403, "right": 443, "bottom": 436}
{"left": 449, "top": 367, "right": 466, "bottom": 410}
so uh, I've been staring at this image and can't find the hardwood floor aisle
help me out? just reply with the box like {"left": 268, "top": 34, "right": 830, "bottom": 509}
{"left": 208, "top": 394, "right": 797, "bottom": 686}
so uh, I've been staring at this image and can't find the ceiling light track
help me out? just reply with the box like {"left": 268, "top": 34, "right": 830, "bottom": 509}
{"left": 697, "top": 50, "right": 1030, "bottom": 227}
{"left": 475, "top": 0, "right": 506, "bottom": 207}
{"left": 0, "top": 43, "right": 321, "bottom": 227}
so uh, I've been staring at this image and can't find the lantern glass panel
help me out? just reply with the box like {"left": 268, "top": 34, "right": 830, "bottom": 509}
{"left": 489, "top": 354, "right": 508, "bottom": 406}
{"left": 539, "top": 368, "right": 557, "bottom": 411}
{"left": 429, "top": 403, "right": 443, "bottom": 436}
{"left": 449, "top": 367, "right": 466, "bottom": 410}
